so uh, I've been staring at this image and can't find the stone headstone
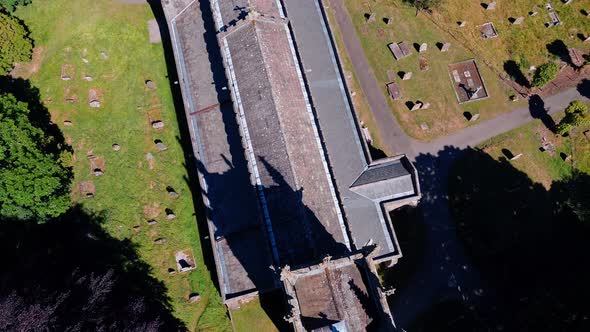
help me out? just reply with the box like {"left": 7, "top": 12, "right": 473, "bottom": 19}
{"left": 147, "top": 219, "right": 158, "bottom": 226}
{"left": 510, "top": 153, "right": 523, "bottom": 161}
{"left": 82, "top": 58, "right": 89, "bottom": 63}
{"left": 419, "top": 43, "right": 428, "bottom": 53}
{"left": 411, "top": 102, "right": 423, "bottom": 111}
{"left": 112, "top": 144, "right": 121, "bottom": 151}
{"left": 512, "top": 17, "right": 525, "bottom": 25}
{"left": 93, "top": 169, "right": 104, "bottom": 177}
{"left": 366, "top": 13, "right": 376, "bottom": 23}
{"left": 529, "top": 11, "right": 538, "bottom": 17}
{"left": 188, "top": 293, "right": 201, "bottom": 303}
{"left": 402, "top": 71, "right": 413, "bottom": 80}
{"left": 89, "top": 100, "right": 101, "bottom": 108}
{"left": 384, "top": 17, "right": 392, "bottom": 25}
{"left": 486, "top": 2, "right": 496, "bottom": 10}
{"left": 146, "top": 80, "right": 157, "bottom": 89}
{"left": 100, "top": 51, "right": 109, "bottom": 60}
{"left": 63, "top": 120, "right": 73, "bottom": 126}
{"left": 169, "top": 191, "right": 179, "bottom": 199}
{"left": 168, "top": 268, "right": 176, "bottom": 275}
{"left": 152, "top": 121, "right": 165, "bottom": 129}
{"left": 154, "top": 238, "right": 166, "bottom": 244}
{"left": 470, "top": 113, "right": 481, "bottom": 122}
{"left": 420, "top": 123, "right": 429, "bottom": 131}
{"left": 458, "top": 21, "right": 466, "bottom": 27}
{"left": 156, "top": 141, "right": 168, "bottom": 151}
{"left": 84, "top": 76, "right": 94, "bottom": 81}
{"left": 441, "top": 42, "right": 451, "bottom": 52}
{"left": 86, "top": 193, "right": 94, "bottom": 199}
{"left": 167, "top": 212, "right": 176, "bottom": 220}
{"left": 584, "top": 36, "right": 590, "bottom": 43}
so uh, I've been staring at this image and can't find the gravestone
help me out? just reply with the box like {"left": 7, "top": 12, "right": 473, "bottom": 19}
{"left": 147, "top": 219, "right": 158, "bottom": 225}
{"left": 458, "top": 21, "right": 466, "bottom": 27}
{"left": 146, "top": 80, "right": 157, "bottom": 89}
{"left": 188, "top": 293, "right": 201, "bottom": 303}
{"left": 63, "top": 120, "right": 73, "bottom": 126}
{"left": 112, "top": 144, "right": 121, "bottom": 151}
{"left": 366, "top": 13, "right": 376, "bottom": 23}
{"left": 513, "top": 17, "right": 525, "bottom": 25}
{"left": 419, "top": 43, "right": 428, "bottom": 52}
{"left": 100, "top": 51, "right": 109, "bottom": 60}
{"left": 155, "top": 140, "right": 168, "bottom": 151}
{"left": 486, "top": 2, "right": 496, "bottom": 10}
{"left": 411, "top": 102, "right": 423, "bottom": 111}
{"left": 152, "top": 120, "right": 165, "bottom": 129}
{"left": 470, "top": 113, "right": 481, "bottom": 121}
{"left": 402, "top": 71, "right": 413, "bottom": 80}
{"left": 510, "top": 153, "right": 523, "bottom": 161}
{"left": 529, "top": 11, "right": 538, "bottom": 16}
{"left": 83, "top": 75, "right": 93, "bottom": 81}
{"left": 154, "top": 238, "right": 166, "bottom": 244}
{"left": 584, "top": 36, "right": 590, "bottom": 43}
{"left": 384, "top": 17, "right": 392, "bottom": 25}
{"left": 441, "top": 42, "right": 451, "bottom": 52}
{"left": 420, "top": 123, "right": 429, "bottom": 131}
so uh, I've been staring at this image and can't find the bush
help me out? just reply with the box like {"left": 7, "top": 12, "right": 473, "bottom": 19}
{"left": 0, "top": 12, "right": 33, "bottom": 75}
{"left": 556, "top": 100, "right": 589, "bottom": 135}
{"left": 532, "top": 62, "right": 559, "bottom": 88}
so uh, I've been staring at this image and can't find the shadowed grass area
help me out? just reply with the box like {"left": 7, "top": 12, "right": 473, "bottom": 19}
{"left": 13, "top": 0, "right": 230, "bottom": 329}
{"left": 342, "top": 0, "right": 513, "bottom": 141}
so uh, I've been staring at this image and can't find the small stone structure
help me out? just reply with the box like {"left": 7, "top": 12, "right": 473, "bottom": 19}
{"left": 419, "top": 43, "right": 427, "bottom": 53}
{"left": 402, "top": 71, "right": 413, "bottom": 80}
{"left": 366, "top": 13, "right": 376, "bottom": 23}
{"left": 479, "top": 22, "right": 499, "bottom": 38}
{"left": 61, "top": 64, "right": 74, "bottom": 81}
{"left": 152, "top": 120, "right": 165, "bottom": 129}
{"left": 512, "top": 17, "right": 525, "bottom": 25}
{"left": 175, "top": 249, "right": 196, "bottom": 272}
{"left": 449, "top": 59, "right": 489, "bottom": 103}
{"left": 88, "top": 89, "right": 101, "bottom": 108}
{"left": 388, "top": 42, "right": 412, "bottom": 60}
{"left": 486, "top": 1, "right": 496, "bottom": 10}
{"left": 441, "top": 42, "right": 451, "bottom": 52}
{"left": 386, "top": 82, "right": 402, "bottom": 100}
{"left": 155, "top": 140, "right": 168, "bottom": 151}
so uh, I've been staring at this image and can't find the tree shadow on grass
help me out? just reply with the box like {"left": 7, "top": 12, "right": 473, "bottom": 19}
{"left": 0, "top": 206, "right": 183, "bottom": 331}
{"left": 448, "top": 148, "right": 590, "bottom": 331}
{"left": 546, "top": 39, "right": 572, "bottom": 66}
{"left": 577, "top": 79, "right": 590, "bottom": 98}
{"left": 503, "top": 60, "right": 530, "bottom": 88}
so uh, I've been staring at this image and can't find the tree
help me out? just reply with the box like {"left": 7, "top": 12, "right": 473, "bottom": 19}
{"left": 403, "top": 0, "right": 443, "bottom": 15}
{"left": 531, "top": 62, "right": 559, "bottom": 87}
{"left": 0, "top": 12, "right": 33, "bottom": 75}
{"left": 0, "top": 93, "right": 71, "bottom": 220}
{"left": 556, "top": 100, "right": 589, "bottom": 135}
{"left": 0, "top": 0, "right": 31, "bottom": 11}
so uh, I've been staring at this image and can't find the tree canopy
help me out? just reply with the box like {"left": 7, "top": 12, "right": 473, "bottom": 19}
{"left": 556, "top": 100, "right": 589, "bottom": 135}
{"left": 0, "top": 11, "right": 33, "bottom": 75}
{"left": 0, "top": 92, "right": 71, "bottom": 221}
{"left": 531, "top": 62, "right": 559, "bottom": 88}
{"left": 403, "top": 0, "right": 443, "bottom": 14}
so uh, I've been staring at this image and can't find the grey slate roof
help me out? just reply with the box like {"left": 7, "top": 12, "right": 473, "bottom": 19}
{"left": 350, "top": 159, "right": 416, "bottom": 202}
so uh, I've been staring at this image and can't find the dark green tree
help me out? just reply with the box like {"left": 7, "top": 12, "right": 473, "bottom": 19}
{"left": 0, "top": 93, "right": 71, "bottom": 220}
{"left": 0, "top": 12, "right": 33, "bottom": 75}
{"left": 556, "top": 100, "right": 589, "bottom": 135}
{"left": 531, "top": 62, "right": 560, "bottom": 87}
{"left": 0, "top": 0, "right": 31, "bottom": 11}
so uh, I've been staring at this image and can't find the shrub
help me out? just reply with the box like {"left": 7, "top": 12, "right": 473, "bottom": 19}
{"left": 0, "top": 12, "right": 33, "bottom": 75}
{"left": 532, "top": 62, "right": 559, "bottom": 88}
{"left": 556, "top": 100, "right": 589, "bottom": 135}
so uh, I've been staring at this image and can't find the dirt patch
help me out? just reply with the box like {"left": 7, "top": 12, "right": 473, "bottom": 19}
{"left": 146, "top": 153, "right": 155, "bottom": 170}
{"left": 9, "top": 47, "right": 45, "bottom": 79}
{"left": 61, "top": 64, "right": 75, "bottom": 80}
{"left": 64, "top": 86, "right": 79, "bottom": 103}
{"left": 87, "top": 152, "right": 105, "bottom": 175}
{"left": 147, "top": 108, "right": 162, "bottom": 124}
{"left": 78, "top": 181, "right": 96, "bottom": 199}
{"left": 143, "top": 202, "right": 161, "bottom": 219}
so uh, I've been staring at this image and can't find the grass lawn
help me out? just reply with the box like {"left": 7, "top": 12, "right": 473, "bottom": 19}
{"left": 476, "top": 105, "right": 590, "bottom": 187}
{"left": 230, "top": 298, "right": 279, "bottom": 332}
{"left": 14, "top": 0, "right": 230, "bottom": 330}
{"left": 343, "top": 0, "right": 514, "bottom": 141}
{"left": 432, "top": 0, "right": 590, "bottom": 73}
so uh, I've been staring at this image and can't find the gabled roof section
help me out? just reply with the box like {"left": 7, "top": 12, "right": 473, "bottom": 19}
{"left": 350, "top": 156, "right": 417, "bottom": 202}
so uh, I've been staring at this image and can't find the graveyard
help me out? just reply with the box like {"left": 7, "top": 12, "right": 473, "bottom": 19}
{"left": 476, "top": 104, "right": 590, "bottom": 187}
{"left": 343, "top": 0, "right": 513, "bottom": 141}
{"left": 13, "top": 0, "right": 230, "bottom": 330}
{"left": 432, "top": 0, "right": 590, "bottom": 77}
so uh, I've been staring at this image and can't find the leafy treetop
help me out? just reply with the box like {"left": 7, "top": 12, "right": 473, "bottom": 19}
{"left": 556, "top": 100, "right": 589, "bottom": 135}
{"left": 531, "top": 62, "right": 559, "bottom": 88}
{"left": 0, "top": 0, "right": 31, "bottom": 11}
{"left": 0, "top": 11, "right": 33, "bottom": 75}
{"left": 0, "top": 93, "right": 71, "bottom": 221}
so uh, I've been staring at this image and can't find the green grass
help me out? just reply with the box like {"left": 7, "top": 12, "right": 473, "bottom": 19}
{"left": 433, "top": 0, "right": 590, "bottom": 73}
{"left": 14, "top": 0, "right": 230, "bottom": 330}
{"left": 477, "top": 108, "right": 590, "bottom": 187}
{"left": 231, "top": 298, "right": 279, "bottom": 332}
{"left": 343, "top": 0, "right": 513, "bottom": 141}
